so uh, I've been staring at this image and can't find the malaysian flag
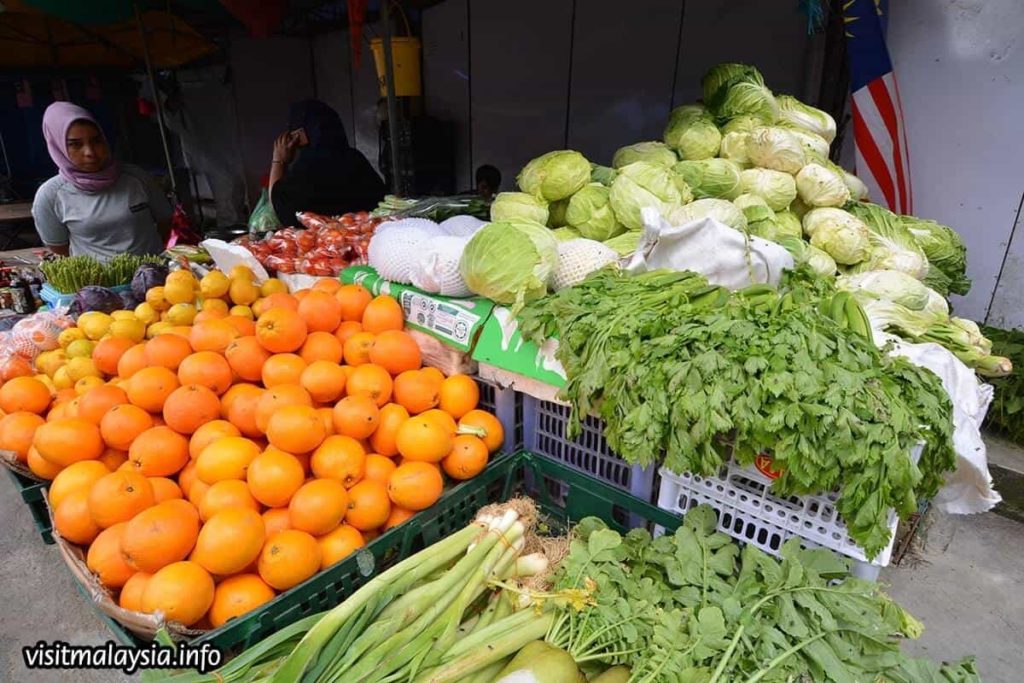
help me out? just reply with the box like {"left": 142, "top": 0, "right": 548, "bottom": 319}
{"left": 844, "top": 0, "right": 913, "bottom": 214}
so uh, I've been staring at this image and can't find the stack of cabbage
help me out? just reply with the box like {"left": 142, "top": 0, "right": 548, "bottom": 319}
{"left": 478, "top": 62, "right": 1005, "bottom": 375}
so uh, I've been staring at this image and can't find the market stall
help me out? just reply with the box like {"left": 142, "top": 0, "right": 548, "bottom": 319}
{"left": 0, "top": 24, "right": 1015, "bottom": 682}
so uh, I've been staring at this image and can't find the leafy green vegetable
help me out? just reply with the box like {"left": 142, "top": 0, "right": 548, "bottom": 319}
{"left": 554, "top": 510, "right": 979, "bottom": 682}
{"left": 845, "top": 202, "right": 929, "bottom": 280}
{"left": 776, "top": 94, "right": 837, "bottom": 143}
{"left": 899, "top": 215, "right": 971, "bottom": 296}
{"left": 519, "top": 269, "right": 957, "bottom": 557}
{"left": 702, "top": 63, "right": 779, "bottom": 124}
{"left": 982, "top": 325, "right": 1024, "bottom": 444}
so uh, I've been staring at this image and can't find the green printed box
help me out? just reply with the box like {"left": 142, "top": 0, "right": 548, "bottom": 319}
{"left": 471, "top": 305, "right": 566, "bottom": 387}
{"left": 341, "top": 266, "right": 492, "bottom": 352}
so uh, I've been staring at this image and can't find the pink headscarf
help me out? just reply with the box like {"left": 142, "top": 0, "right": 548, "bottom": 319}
{"left": 41, "top": 102, "right": 121, "bottom": 193}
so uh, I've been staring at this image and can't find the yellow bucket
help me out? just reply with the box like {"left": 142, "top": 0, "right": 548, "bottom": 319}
{"left": 370, "top": 37, "right": 422, "bottom": 97}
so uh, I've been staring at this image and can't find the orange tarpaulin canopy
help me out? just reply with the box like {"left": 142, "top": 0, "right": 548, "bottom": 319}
{"left": 0, "top": 1, "right": 218, "bottom": 69}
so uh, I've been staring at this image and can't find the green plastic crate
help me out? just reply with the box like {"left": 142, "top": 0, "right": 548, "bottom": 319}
{"left": 89, "top": 450, "right": 683, "bottom": 656}
{"left": 5, "top": 468, "right": 53, "bottom": 544}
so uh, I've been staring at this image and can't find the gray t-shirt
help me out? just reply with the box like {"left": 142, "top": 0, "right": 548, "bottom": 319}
{"left": 31, "top": 164, "right": 172, "bottom": 260}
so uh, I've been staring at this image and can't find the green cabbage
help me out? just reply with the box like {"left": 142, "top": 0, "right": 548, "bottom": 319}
{"left": 666, "top": 198, "right": 747, "bottom": 232}
{"left": 566, "top": 183, "right": 625, "bottom": 241}
{"left": 459, "top": 219, "right": 559, "bottom": 308}
{"left": 795, "top": 163, "right": 851, "bottom": 207}
{"left": 776, "top": 94, "right": 837, "bottom": 143}
{"left": 733, "top": 194, "right": 777, "bottom": 239}
{"left": 590, "top": 163, "right": 618, "bottom": 187}
{"left": 612, "top": 141, "right": 677, "bottom": 169}
{"left": 547, "top": 198, "right": 570, "bottom": 228}
{"left": 841, "top": 169, "right": 870, "bottom": 201}
{"left": 803, "top": 207, "right": 872, "bottom": 265}
{"left": 551, "top": 226, "right": 583, "bottom": 241}
{"left": 790, "top": 195, "right": 812, "bottom": 219}
{"left": 845, "top": 202, "right": 930, "bottom": 279}
{"left": 490, "top": 192, "right": 549, "bottom": 224}
{"left": 838, "top": 270, "right": 938, "bottom": 312}
{"left": 775, "top": 211, "right": 803, "bottom": 239}
{"left": 702, "top": 63, "right": 778, "bottom": 123}
{"left": 778, "top": 236, "right": 838, "bottom": 276}
{"left": 720, "top": 115, "right": 760, "bottom": 135}
{"left": 747, "top": 126, "right": 806, "bottom": 174}
{"left": 664, "top": 106, "right": 721, "bottom": 160}
{"left": 900, "top": 215, "right": 971, "bottom": 295}
{"left": 672, "top": 159, "right": 742, "bottom": 199}
{"left": 609, "top": 162, "right": 691, "bottom": 230}
{"left": 738, "top": 168, "right": 797, "bottom": 211}
{"left": 719, "top": 131, "right": 751, "bottom": 166}
{"left": 517, "top": 150, "right": 591, "bottom": 201}
{"left": 780, "top": 125, "right": 830, "bottom": 163}
{"left": 603, "top": 231, "right": 641, "bottom": 256}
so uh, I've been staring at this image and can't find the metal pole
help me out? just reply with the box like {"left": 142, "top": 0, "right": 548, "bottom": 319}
{"left": 380, "top": 0, "right": 403, "bottom": 196}
{"left": 134, "top": 3, "right": 178, "bottom": 195}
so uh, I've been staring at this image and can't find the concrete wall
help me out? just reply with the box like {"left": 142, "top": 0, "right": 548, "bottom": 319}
{"left": 888, "top": 1, "right": 1024, "bottom": 326}
{"left": 422, "top": 0, "right": 813, "bottom": 193}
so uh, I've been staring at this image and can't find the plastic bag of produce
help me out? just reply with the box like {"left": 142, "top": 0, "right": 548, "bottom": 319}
{"left": 409, "top": 236, "right": 473, "bottom": 297}
{"left": 247, "top": 188, "right": 282, "bottom": 238}
{"left": 625, "top": 207, "right": 793, "bottom": 289}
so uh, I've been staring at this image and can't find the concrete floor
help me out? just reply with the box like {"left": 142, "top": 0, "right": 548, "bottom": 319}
{"left": 2, "top": 439, "right": 1023, "bottom": 682}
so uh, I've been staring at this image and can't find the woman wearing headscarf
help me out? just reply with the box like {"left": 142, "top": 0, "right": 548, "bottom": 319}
{"left": 31, "top": 102, "right": 172, "bottom": 259}
{"left": 269, "top": 99, "right": 386, "bottom": 224}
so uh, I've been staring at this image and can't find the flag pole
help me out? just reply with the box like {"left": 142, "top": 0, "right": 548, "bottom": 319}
{"left": 134, "top": 3, "right": 178, "bottom": 196}
{"left": 380, "top": 0, "right": 402, "bottom": 196}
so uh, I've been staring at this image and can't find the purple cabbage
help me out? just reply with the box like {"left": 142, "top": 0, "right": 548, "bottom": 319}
{"left": 119, "top": 290, "right": 143, "bottom": 310}
{"left": 71, "top": 286, "right": 123, "bottom": 316}
{"left": 131, "top": 262, "right": 169, "bottom": 299}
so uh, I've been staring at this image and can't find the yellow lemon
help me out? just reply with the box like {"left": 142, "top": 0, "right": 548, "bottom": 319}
{"left": 58, "top": 327, "right": 86, "bottom": 349}
{"left": 134, "top": 302, "right": 159, "bottom": 325}
{"left": 260, "top": 278, "right": 288, "bottom": 296}
{"left": 65, "top": 357, "right": 101, "bottom": 382}
{"left": 77, "top": 312, "right": 112, "bottom": 341}
{"left": 229, "top": 265, "right": 255, "bottom": 281}
{"left": 53, "top": 366, "right": 74, "bottom": 390}
{"left": 164, "top": 279, "right": 195, "bottom": 306}
{"left": 74, "top": 376, "right": 105, "bottom": 395}
{"left": 65, "top": 339, "right": 96, "bottom": 359}
{"left": 229, "top": 305, "right": 254, "bottom": 320}
{"left": 166, "top": 303, "right": 198, "bottom": 327}
{"left": 36, "top": 350, "right": 68, "bottom": 378}
{"left": 109, "top": 319, "right": 146, "bottom": 343}
{"left": 146, "top": 286, "right": 170, "bottom": 312}
{"left": 200, "top": 271, "right": 231, "bottom": 299}
{"left": 147, "top": 321, "right": 174, "bottom": 338}
{"left": 110, "top": 310, "right": 137, "bottom": 322}
{"left": 228, "top": 278, "right": 260, "bottom": 306}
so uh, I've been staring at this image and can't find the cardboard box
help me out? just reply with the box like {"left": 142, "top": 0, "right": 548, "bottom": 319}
{"left": 471, "top": 305, "right": 566, "bottom": 388}
{"left": 341, "top": 266, "right": 492, "bottom": 353}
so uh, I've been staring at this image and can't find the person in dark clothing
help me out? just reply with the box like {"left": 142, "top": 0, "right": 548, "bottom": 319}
{"left": 269, "top": 100, "right": 386, "bottom": 224}
{"left": 475, "top": 165, "right": 501, "bottom": 199}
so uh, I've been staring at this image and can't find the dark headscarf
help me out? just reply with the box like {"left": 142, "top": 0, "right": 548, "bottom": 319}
{"left": 272, "top": 99, "right": 385, "bottom": 224}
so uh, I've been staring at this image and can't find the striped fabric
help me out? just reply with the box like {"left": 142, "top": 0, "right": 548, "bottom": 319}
{"left": 844, "top": 0, "right": 913, "bottom": 214}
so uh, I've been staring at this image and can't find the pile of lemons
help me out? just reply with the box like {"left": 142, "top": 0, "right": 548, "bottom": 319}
{"left": 34, "top": 266, "right": 288, "bottom": 394}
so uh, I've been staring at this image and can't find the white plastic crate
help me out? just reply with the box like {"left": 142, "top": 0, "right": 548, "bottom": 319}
{"left": 656, "top": 446, "right": 922, "bottom": 579}
{"left": 521, "top": 395, "right": 657, "bottom": 505}
{"left": 474, "top": 378, "right": 523, "bottom": 454}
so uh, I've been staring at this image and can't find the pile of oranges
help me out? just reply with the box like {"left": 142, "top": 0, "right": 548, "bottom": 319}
{"left": 0, "top": 276, "right": 504, "bottom": 630}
